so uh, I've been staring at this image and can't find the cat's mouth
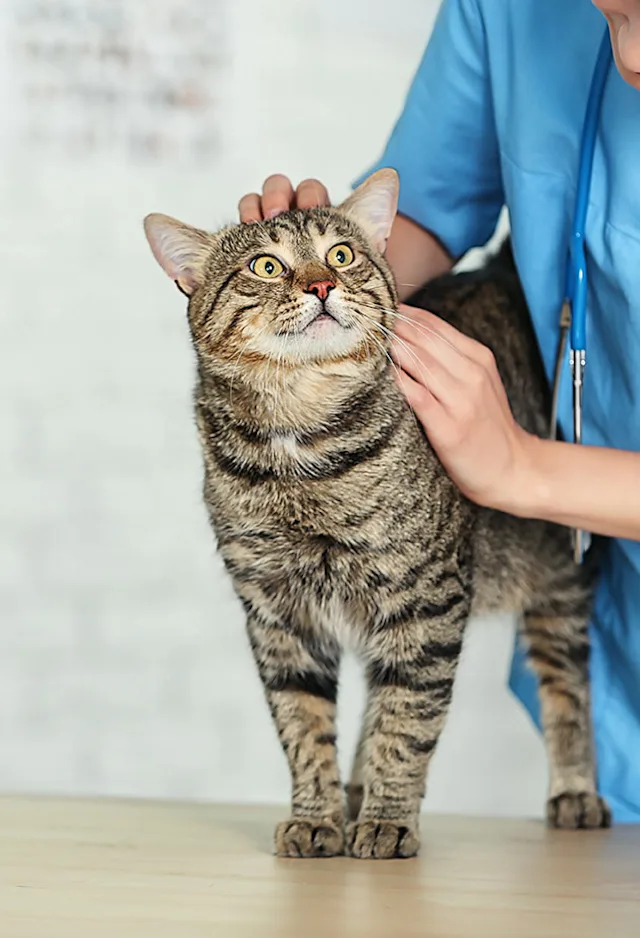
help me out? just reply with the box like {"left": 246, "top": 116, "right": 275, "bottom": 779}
{"left": 266, "top": 299, "right": 363, "bottom": 361}
{"left": 298, "top": 305, "right": 350, "bottom": 334}
{"left": 306, "top": 310, "right": 342, "bottom": 329}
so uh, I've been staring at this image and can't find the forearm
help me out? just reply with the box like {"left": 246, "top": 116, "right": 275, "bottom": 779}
{"left": 506, "top": 436, "right": 640, "bottom": 541}
{"left": 385, "top": 213, "right": 453, "bottom": 301}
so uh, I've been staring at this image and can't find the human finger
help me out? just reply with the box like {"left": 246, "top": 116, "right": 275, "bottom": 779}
{"left": 393, "top": 310, "right": 471, "bottom": 382}
{"left": 398, "top": 304, "right": 496, "bottom": 368}
{"left": 391, "top": 333, "right": 457, "bottom": 404}
{"left": 294, "top": 178, "right": 330, "bottom": 210}
{"left": 261, "top": 174, "right": 296, "bottom": 219}
{"left": 238, "top": 193, "right": 264, "bottom": 223}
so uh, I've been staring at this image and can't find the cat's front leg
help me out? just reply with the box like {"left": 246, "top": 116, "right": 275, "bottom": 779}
{"left": 247, "top": 613, "right": 344, "bottom": 858}
{"left": 348, "top": 603, "right": 468, "bottom": 859}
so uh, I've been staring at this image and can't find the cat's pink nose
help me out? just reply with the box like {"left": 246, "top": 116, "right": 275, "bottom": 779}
{"left": 304, "top": 279, "right": 335, "bottom": 302}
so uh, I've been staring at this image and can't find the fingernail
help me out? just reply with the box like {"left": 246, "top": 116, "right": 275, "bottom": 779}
{"left": 265, "top": 209, "right": 282, "bottom": 219}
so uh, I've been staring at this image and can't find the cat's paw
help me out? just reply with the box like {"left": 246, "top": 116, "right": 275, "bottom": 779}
{"left": 347, "top": 819, "right": 420, "bottom": 859}
{"left": 275, "top": 817, "right": 345, "bottom": 858}
{"left": 547, "top": 792, "right": 612, "bottom": 830}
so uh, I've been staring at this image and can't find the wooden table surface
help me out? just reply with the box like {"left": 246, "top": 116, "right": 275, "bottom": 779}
{"left": 1, "top": 797, "right": 639, "bottom": 938}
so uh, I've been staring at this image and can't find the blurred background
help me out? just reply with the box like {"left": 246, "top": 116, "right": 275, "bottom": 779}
{"left": 0, "top": 0, "right": 545, "bottom": 815}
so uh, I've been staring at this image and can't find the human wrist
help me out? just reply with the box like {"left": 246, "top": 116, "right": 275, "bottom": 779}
{"left": 492, "top": 430, "right": 552, "bottom": 519}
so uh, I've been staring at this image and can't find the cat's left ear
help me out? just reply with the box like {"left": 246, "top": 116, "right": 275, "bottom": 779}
{"left": 337, "top": 168, "right": 399, "bottom": 253}
{"left": 143, "top": 213, "right": 216, "bottom": 296}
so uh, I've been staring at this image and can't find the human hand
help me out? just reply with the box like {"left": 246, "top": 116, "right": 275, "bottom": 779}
{"left": 391, "top": 304, "right": 537, "bottom": 512}
{"left": 238, "top": 175, "right": 330, "bottom": 222}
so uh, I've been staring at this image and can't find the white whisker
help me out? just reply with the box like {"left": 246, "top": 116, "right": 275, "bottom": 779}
{"left": 272, "top": 337, "right": 285, "bottom": 426}
{"left": 356, "top": 308, "right": 437, "bottom": 388}
{"left": 353, "top": 298, "right": 464, "bottom": 358}
{"left": 356, "top": 318, "right": 423, "bottom": 433}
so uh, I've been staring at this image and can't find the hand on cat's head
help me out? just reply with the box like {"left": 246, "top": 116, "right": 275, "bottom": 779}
{"left": 142, "top": 170, "right": 400, "bottom": 370}
{"left": 238, "top": 176, "right": 330, "bottom": 223}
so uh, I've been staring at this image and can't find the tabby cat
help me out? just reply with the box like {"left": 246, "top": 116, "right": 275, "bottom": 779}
{"left": 143, "top": 169, "right": 609, "bottom": 859}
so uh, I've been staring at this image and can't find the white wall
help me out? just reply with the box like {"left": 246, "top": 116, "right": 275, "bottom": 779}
{"left": 0, "top": 0, "right": 546, "bottom": 815}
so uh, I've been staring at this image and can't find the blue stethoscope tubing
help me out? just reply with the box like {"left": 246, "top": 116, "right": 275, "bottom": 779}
{"left": 549, "top": 28, "right": 613, "bottom": 563}
{"left": 567, "top": 30, "right": 613, "bottom": 353}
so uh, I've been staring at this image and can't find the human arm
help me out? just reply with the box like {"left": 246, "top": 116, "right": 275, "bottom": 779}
{"left": 522, "top": 439, "right": 640, "bottom": 541}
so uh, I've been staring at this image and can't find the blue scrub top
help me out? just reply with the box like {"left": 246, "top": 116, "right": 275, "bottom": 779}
{"left": 360, "top": 0, "right": 640, "bottom": 821}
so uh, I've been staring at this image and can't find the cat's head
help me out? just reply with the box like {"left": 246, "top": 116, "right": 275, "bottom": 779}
{"left": 143, "top": 170, "right": 398, "bottom": 381}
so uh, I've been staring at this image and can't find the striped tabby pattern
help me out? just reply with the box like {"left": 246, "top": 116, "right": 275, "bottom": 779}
{"left": 144, "top": 170, "right": 610, "bottom": 859}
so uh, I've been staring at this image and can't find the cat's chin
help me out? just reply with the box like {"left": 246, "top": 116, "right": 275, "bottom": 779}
{"left": 291, "top": 327, "right": 363, "bottom": 364}
{"left": 255, "top": 317, "right": 365, "bottom": 365}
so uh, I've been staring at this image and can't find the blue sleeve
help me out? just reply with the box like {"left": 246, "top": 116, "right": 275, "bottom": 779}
{"left": 355, "top": 0, "right": 503, "bottom": 259}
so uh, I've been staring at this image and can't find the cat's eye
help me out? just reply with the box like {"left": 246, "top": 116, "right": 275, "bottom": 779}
{"left": 326, "top": 243, "right": 354, "bottom": 268}
{"left": 250, "top": 255, "right": 286, "bottom": 279}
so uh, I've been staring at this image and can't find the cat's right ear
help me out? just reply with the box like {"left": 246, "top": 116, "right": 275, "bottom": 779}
{"left": 143, "top": 214, "right": 216, "bottom": 296}
{"left": 338, "top": 168, "right": 399, "bottom": 253}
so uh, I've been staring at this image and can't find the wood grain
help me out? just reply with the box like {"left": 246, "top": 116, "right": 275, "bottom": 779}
{"left": 0, "top": 798, "right": 638, "bottom": 937}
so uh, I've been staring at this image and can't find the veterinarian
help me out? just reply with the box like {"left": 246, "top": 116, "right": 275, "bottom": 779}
{"left": 238, "top": 0, "right": 640, "bottom": 822}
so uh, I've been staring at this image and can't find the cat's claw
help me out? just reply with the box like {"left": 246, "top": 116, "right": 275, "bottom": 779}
{"left": 546, "top": 792, "right": 612, "bottom": 829}
{"left": 275, "top": 817, "right": 345, "bottom": 858}
{"left": 347, "top": 819, "right": 420, "bottom": 859}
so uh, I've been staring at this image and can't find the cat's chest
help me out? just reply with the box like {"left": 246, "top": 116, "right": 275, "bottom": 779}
{"left": 215, "top": 450, "right": 395, "bottom": 536}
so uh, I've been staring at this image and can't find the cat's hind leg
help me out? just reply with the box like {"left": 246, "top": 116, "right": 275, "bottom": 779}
{"left": 522, "top": 565, "right": 611, "bottom": 830}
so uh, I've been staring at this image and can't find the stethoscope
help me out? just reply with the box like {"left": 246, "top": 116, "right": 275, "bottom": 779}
{"left": 549, "top": 29, "right": 613, "bottom": 564}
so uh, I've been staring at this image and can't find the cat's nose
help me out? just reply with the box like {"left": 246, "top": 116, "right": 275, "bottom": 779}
{"left": 304, "top": 279, "right": 335, "bottom": 302}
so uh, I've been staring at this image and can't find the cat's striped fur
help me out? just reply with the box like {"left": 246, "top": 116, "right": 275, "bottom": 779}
{"left": 144, "top": 169, "right": 610, "bottom": 859}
